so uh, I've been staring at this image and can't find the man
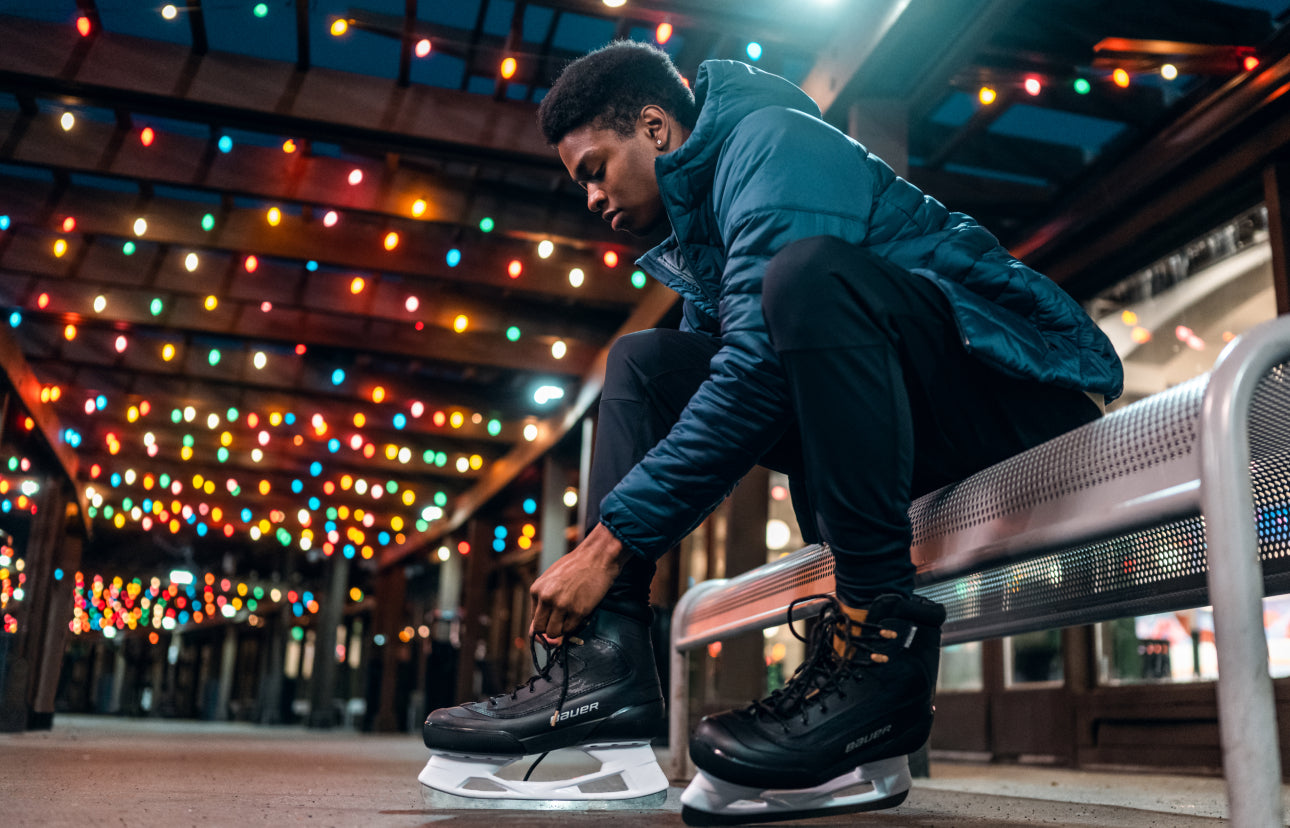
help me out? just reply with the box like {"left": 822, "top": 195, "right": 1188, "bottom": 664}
{"left": 421, "top": 41, "right": 1122, "bottom": 823}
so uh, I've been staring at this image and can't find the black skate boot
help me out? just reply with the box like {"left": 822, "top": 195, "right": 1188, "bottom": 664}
{"left": 422, "top": 599, "right": 665, "bottom": 756}
{"left": 681, "top": 593, "right": 945, "bottom": 825}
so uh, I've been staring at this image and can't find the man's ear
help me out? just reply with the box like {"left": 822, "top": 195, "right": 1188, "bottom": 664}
{"left": 639, "top": 104, "right": 670, "bottom": 147}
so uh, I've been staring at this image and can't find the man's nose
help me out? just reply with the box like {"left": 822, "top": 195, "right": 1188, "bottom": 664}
{"left": 586, "top": 187, "right": 606, "bottom": 213}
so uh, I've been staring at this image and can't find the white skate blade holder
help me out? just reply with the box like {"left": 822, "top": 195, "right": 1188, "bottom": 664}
{"left": 680, "top": 754, "right": 910, "bottom": 825}
{"left": 419, "top": 741, "right": 669, "bottom": 811}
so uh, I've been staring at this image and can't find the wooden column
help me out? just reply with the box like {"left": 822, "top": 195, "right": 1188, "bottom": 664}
{"left": 454, "top": 520, "right": 492, "bottom": 703}
{"left": 307, "top": 554, "right": 349, "bottom": 728}
{"left": 1263, "top": 162, "right": 1290, "bottom": 317}
{"left": 29, "top": 528, "right": 81, "bottom": 727}
{"left": 710, "top": 468, "right": 770, "bottom": 709}
{"left": 8, "top": 480, "right": 69, "bottom": 731}
{"left": 371, "top": 563, "right": 407, "bottom": 732}
{"left": 848, "top": 99, "right": 909, "bottom": 177}
{"left": 539, "top": 453, "right": 568, "bottom": 574}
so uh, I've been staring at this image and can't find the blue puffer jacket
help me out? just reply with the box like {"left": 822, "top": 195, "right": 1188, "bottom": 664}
{"left": 597, "top": 60, "right": 1124, "bottom": 561}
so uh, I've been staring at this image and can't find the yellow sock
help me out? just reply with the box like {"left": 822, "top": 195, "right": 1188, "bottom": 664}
{"left": 832, "top": 603, "right": 868, "bottom": 658}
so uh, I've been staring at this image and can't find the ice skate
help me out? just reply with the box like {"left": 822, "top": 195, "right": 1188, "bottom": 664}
{"left": 681, "top": 593, "right": 945, "bottom": 825}
{"left": 419, "top": 601, "right": 668, "bottom": 810}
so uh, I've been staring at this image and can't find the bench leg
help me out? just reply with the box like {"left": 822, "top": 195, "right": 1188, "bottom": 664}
{"left": 1201, "top": 325, "right": 1286, "bottom": 828}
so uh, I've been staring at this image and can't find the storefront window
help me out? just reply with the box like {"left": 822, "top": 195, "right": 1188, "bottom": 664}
{"left": 1098, "top": 596, "right": 1290, "bottom": 684}
{"left": 1005, "top": 630, "right": 1064, "bottom": 686}
{"left": 938, "top": 641, "right": 983, "bottom": 691}
{"left": 1088, "top": 204, "right": 1282, "bottom": 685}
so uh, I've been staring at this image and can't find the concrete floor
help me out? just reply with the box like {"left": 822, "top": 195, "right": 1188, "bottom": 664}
{"left": 1, "top": 715, "right": 1279, "bottom": 827}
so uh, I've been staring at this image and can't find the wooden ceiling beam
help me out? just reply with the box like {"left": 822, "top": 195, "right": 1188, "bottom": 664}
{"left": 0, "top": 172, "right": 642, "bottom": 310}
{"left": 0, "top": 15, "right": 557, "bottom": 170}
{"left": 0, "top": 95, "right": 613, "bottom": 245}
{"left": 0, "top": 264, "right": 598, "bottom": 382}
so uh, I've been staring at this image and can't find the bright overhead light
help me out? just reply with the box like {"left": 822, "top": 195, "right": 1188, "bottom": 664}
{"left": 603, "top": 0, "right": 627, "bottom": 7}
{"left": 534, "top": 385, "right": 565, "bottom": 405}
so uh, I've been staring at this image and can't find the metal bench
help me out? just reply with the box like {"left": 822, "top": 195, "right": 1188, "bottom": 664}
{"left": 669, "top": 314, "right": 1290, "bottom": 828}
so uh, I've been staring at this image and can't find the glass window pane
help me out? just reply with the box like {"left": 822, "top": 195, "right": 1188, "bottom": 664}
{"left": 938, "top": 641, "right": 983, "bottom": 691}
{"left": 1006, "top": 629, "right": 1063, "bottom": 685}
{"left": 1099, "top": 596, "right": 1290, "bottom": 684}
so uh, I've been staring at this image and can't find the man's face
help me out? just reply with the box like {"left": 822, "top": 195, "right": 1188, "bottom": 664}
{"left": 557, "top": 122, "right": 665, "bottom": 237}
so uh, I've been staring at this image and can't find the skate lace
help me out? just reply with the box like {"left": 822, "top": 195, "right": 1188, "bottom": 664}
{"left": 491, "top": 632, "right": 581, "bottom": 784}
{"left": 751, "top": 595, "right": 886, "bottom": 733}
{"left": 487, "top": 631, "right": 578, "bottom": 722}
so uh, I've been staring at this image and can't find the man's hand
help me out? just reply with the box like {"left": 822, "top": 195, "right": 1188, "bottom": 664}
{"left": 530, "top": 522, "right": 632, "bottom": 638}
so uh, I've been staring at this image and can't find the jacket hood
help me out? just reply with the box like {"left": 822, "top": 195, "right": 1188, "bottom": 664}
{"left": 657, "top": 61, "right": 821, "bottom": 202}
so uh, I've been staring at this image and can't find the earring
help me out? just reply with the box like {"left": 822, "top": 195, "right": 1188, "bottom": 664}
{"left": 656, "top": 139, "right": 663, "bottom": 146}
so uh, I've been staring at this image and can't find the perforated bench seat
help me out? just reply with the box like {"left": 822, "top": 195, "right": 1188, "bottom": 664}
{"left": 675, "top": 364, "right": 1290, "bottom": 648}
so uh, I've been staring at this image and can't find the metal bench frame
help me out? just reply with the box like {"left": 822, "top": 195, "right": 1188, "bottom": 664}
{"left": 669, "top": 314, "right": 1290, "bottom": 828}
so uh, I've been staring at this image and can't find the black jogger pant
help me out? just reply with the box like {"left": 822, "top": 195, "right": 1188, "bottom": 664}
{"left": 590, "top": 236, "right": 1102, "bottom": 609}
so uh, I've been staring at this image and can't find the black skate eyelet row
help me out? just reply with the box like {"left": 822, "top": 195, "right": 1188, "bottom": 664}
{"left": 488, "top": 632, "right": 578, "bottom": 720}
{"left": 750, "top": 595, "right": 892, "bottom": 733}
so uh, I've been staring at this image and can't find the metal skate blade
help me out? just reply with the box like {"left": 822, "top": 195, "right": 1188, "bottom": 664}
{"left": 422, "top": 785, "right": 668, "bottom": 811}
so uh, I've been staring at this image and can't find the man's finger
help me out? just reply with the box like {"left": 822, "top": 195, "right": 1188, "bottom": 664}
{"left": 531, "top": 601, "right": 551, "bottom": 637}
{"left": 543, "top": 607, "right": 566, "bottom": 639}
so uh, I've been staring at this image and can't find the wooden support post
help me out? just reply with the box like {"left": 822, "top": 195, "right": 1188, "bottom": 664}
{"left": 7, "top": 480, "right": 69, "bottom": 731}
{"left": 710, "top": 468, "right": 770, "bottom": 710}
{"left": 371, "top": 563, "right": 406, "bottom": 732}
{"left": 539, "top": 453, "right": 568, "bottom": 574}
{"left": 29, "top": 528, "right": 80, "bottom": 727}
{"left": 256, "top": 610, "right": 287, "bottom": 724}
{"left": 454, "top": 520, "right": 492, "bottom": 704}
{"left": 1263, "top": 162, "right": 1290, "bottom": 317}
{"left": 214, "top": 625, "right": 238, "bottom": 721}
{"left": 848, "top": 99, "right": 909, "bottom": 178}
{"left": 308, "top": 554, "right": 349, "bottom": 728}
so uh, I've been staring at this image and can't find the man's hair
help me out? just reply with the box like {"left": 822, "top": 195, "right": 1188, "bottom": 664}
{"left": 538, "top": 40, "right": 697, "bottom": 145}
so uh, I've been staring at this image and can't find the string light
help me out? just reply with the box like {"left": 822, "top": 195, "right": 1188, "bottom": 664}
{"left": 140, "top": 126, "right": 155, "bottom": 146}
{"left": 656, "top": 22, "right": 673, "bottom": 44}
{"left": 330, "top": 19, "right": 348, "bottom": 36}
{"left": 60, "top": 112, "right": 75, "bottom": 131}
{"left": 76, "top": 16, "right": 91, "bottom": 37}
{"left": 415, "top": 39, "right": 432, "bottom": 58}
{"left": 383, "top": 231, "right": 399, "bottom": 250}
{"left": 411, "top": 198, "right": 427, "bottom": 217}
{"left": 500, "top": 57, "right": 517, "bottom": 79}
{"left": 1023, "top": 76, "right": 1041, "bottom": 96}
{"left": 1112, "top": 68, "right": 1130, "bottom": 88}
{"left": 978, "top": 86, "right": 997, "bottom": 105}
{"left": 1160, "top": 64, "right": 1178, "bottom": 81}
